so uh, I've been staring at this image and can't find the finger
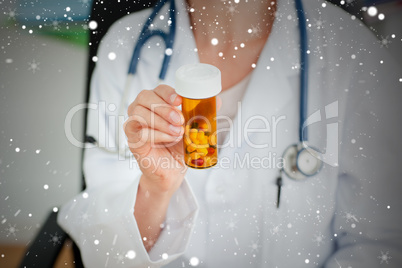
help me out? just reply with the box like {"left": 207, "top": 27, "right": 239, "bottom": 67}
{"left": 127, "top": 128, "right": 182, "bottom": 150}
{"left": 154, "top": 84, "right": 182, "bottom": 106}
{"left": 153, "top": 85, "right": 184, "bottom": 125}
{"left": 130, "top": 105, "right": 184, "bottom": 136}
{"left": 149, "top": 102, "right": 184, "bottom": 127}
{"left": 129, "top": 90, "right": 184, "bottom": 126}
{"left": 130, "top": 89, "right": 162, "bottom": 111}
{"left": 170, "top": 93, "right": 183, "bottom": 107}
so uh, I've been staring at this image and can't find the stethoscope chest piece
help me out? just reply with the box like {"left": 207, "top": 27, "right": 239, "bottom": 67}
{"left": 282, "top": 143, "right": 323, "bottom": 180}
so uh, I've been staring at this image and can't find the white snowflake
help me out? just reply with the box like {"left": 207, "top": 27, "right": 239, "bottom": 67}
{"left": 248, "top": 24, "right": 262, "bottom": 37}
{"left": 28, "top": 60, "right": 40, "bottom": 73}
{"left": 379, "top": 36, "right": 391, "bottom": 48}
{"left": 248, "top": 241, "right": 261, "bottom": 253}
{"left": 269, "top": 224, "right": 281, "bottom": 235}
{"left": 79, "top": 211, "right": 91, "bottom": 223}
{"left": 6, "top": 8, "right": 18, "bottom": 20}
{"left": 49, "top": 232, "right": 62, "bottom": 246}
{"left": 378, "top": 251, "right": 392, "bottom": 264}
{"left": 144, "top": 238, "right": 155, "bottom": 249}
{"left": 344, "top": 0, "right": 356, "bottom": 7}
{"left": 226, "top": 219, "right": 238, "bottom": 231}
{"left": 5, "top": 223, "right": 18, "bottom": 237}
{"left": 114, "top": 252, "right": 126, "bottom": 264}
{"left": 313, "top": 45, "right": 323, "bottom": 55}
{"left": 50, "top": 18, "right": 61, "bottom": 30}
{"left": 312, "top": 232, "right": 325, "bottom": 246}
{"left": 226, "top": 3, "right": 239, "bottom": 16}
{"left": 114, "top": 36, "right": 129, "bottom": 48}
{"left": 313, "top": 18, "right": 325, "bottom": 30}
{"left": 343, "top": 212, "right": 359, "bottom": 223}
{"left": 291, "top": 62, "right": 301, "bottom": 71}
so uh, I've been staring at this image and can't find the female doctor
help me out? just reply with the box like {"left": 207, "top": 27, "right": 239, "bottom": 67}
{"left": 58, "top": 0, "right": 402, "bottom": 267}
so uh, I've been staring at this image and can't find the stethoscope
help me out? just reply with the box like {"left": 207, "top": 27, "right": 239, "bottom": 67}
{"left": 89, "top": 0, "right": 323, "bottom": 196}
{"left": 275, "top": 0, "right": 323, "bottom": 208}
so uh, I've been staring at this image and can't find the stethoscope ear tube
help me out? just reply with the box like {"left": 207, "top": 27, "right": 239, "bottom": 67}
{"left": 128, "top": 0, "right": 176, "bottom": 80}
{"left": 295, "top": 0, "right": 309, "bottom": 143}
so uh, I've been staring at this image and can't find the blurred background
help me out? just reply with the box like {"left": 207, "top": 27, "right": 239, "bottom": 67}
{"left": 0, "top": 0, "right": 89, "bottom": 266}
{"left": 0, "top": 0, "right": 401, "bottom": 267}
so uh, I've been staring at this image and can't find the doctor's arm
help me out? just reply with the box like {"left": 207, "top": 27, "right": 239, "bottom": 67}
{"left": 324, "top": 46, "right": 402, "bottom": 267}
{"left": 57, "top": 17, "right": 198, "bottom": 267}
{"left": 125, "top": 84, "right": 188, "bottom": 251}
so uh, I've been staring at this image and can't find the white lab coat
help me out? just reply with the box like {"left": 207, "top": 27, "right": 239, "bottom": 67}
{"left": 58, "top": 0, "right": 402, "bottom": 267}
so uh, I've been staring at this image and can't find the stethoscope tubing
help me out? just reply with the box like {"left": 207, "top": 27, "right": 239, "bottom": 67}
{"left": 128, "top": 0, "right": 176, "bottom": 80}
{"left": 295, "top": 0, "right": 309, "bottom": 143}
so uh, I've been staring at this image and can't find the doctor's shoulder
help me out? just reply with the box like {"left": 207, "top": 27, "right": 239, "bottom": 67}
{"left": 303, "top": 0, "right": 400, "bottom": 92}
{"left": 304, "top": 0, "right": 384, "bottom": 59}
{"left": 100, "top": 7, "right": 153, "bottom": 47}
{"left": 91, "top": 6, "right": 156, "bottom": 97}
{"left": 93, "top": 6, "right": 154, "bottom": 75}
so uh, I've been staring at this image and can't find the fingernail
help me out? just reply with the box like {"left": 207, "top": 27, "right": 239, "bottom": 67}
{"left": 170, "top": 110, "right": 181, "bottom": 124}
{"left": 169, "top": 125, "right": 182, "bottom": 135}
{"left": 170, "top": 94, "right": 178, "bottom": 104}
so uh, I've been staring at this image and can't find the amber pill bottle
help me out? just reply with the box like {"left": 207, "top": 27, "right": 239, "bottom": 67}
{"left": 175, "top": 63, "right": 222, "bottom": 169}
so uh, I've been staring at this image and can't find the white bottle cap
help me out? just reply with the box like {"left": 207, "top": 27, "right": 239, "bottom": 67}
{"left": 175, "top": 63, "right": 222, "bottom": 99}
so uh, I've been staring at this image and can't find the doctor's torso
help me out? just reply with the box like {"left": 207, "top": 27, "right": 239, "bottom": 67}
{"left": 87, "top": 0, "right": 400, "bottom": 267}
